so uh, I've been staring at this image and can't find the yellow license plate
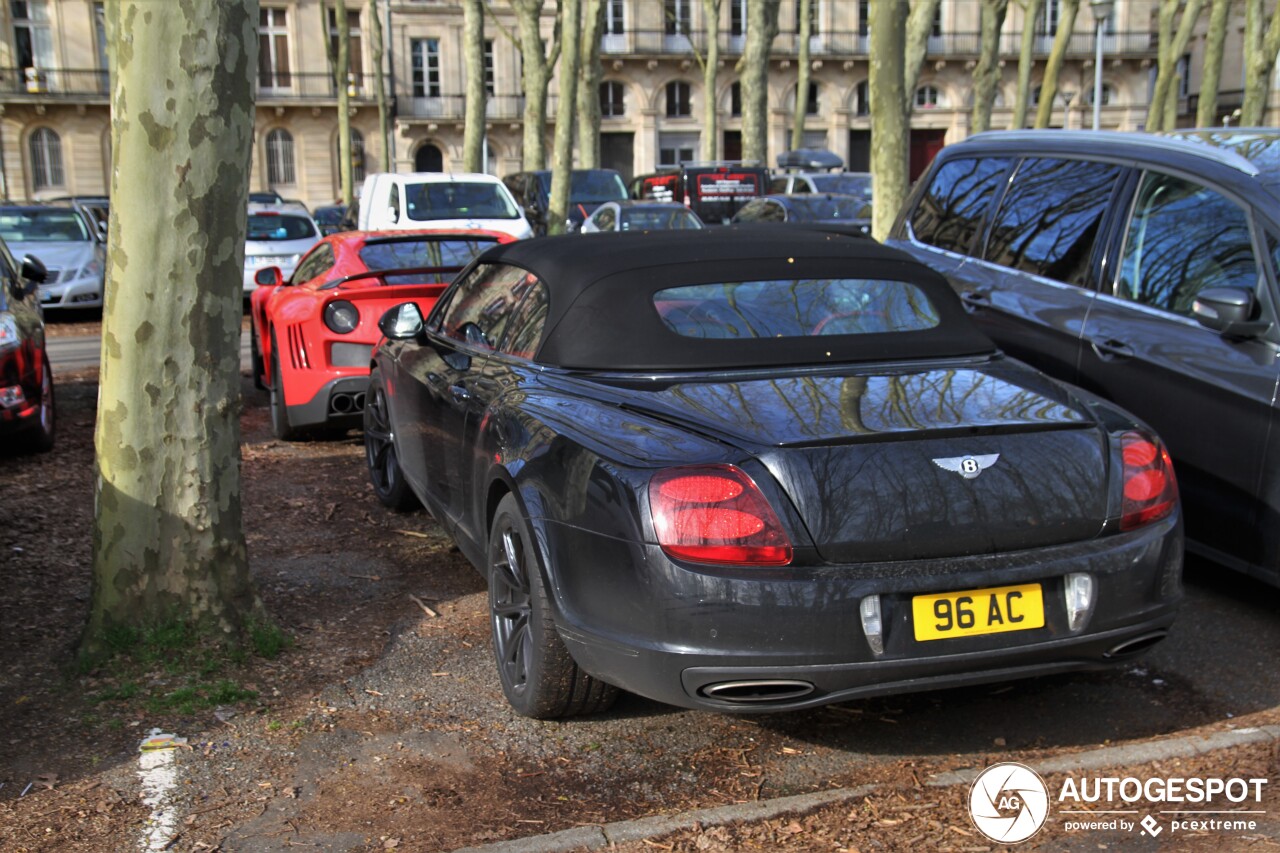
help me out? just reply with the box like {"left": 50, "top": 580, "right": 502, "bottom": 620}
{"left": 912, "top": 583, "right": 1044, "bottom": 641}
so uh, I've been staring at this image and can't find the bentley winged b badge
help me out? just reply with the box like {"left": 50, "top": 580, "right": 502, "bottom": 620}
{"left": 932, "top": 453, "right": 1000, "bottom": 480}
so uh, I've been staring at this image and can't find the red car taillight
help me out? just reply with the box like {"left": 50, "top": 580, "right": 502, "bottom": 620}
{"left": 649, "top": 465, "right": 793, "bottom": 566}
{"left": 1120, "top": 431, "right": 1177, "bottom": 531}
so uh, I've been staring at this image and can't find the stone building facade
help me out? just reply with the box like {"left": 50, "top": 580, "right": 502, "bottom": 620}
{"left": 0, "top": 0, "right": 1276, "bottom": 209}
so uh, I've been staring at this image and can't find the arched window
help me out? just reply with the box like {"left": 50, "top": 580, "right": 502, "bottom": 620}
{"left": 600, "top": 81, "right": 625, "bottom": 117}
{"left": 794, "top": 81, "right": 820, "bottom": 116}
{"left": 1085, "top": 83, "right": 1116, "bottom": 106}
{"left": 915, "top": 85, "right": 940, "bottom": 109}
{"left": 29, "top": 127, "right": 63, "bottom": 192}
{"left": 854, "top": 81, "right": 869, "bottom": 117}
{"left": 266, "top": 128, "right": 295, "bottom": 186}
{"left": 666, "top": 81, "right": 692, "bottom": 118}
{"left": 414, "top": 143, "right": 443, "bottom": 173}
{"left": 1032, "top": 84, "right": 1043, "bottom": 106}
{"left": 729, "top": 81, "right": 742, "bottom": 117}
{"left": 342, "top": 128, "right": 366, "bottom": 183}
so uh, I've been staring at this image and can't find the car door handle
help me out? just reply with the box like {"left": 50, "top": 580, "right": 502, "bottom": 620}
{"left": 959, "top": 289, "right": 990, "bottom": 309}
{"left": 449, "top": 384, "right": 471, "bottom": 402}
{"left": 1088, "top": 337, "right": 1135, "bottom": 361}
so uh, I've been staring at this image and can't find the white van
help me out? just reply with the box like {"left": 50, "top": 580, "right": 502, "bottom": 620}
{"left": 355, "top": 172, "right": 534, "bottom": 239}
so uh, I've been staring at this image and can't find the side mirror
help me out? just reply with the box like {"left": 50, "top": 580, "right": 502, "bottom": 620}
{"left": 254, "top": 266, "right": 283, "bottom": 288}
{"left": 95, "top": 220, "right": 108, "bottom": 242}
{"left": 1192, "top": 287, "right": 1271, "bottom": 339}
{"left": 378, "top": 302, "right": 424, "bottom": 341}
{"left": 20, "top": 254, "right": 47, "bottom": 285}
{"left": 461, "top": 321, "right": 492, "bottom": 351}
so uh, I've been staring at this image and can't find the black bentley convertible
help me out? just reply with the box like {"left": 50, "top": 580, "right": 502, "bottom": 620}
{"left": 364, "top": 229, "right": 1183, "bottom": 718}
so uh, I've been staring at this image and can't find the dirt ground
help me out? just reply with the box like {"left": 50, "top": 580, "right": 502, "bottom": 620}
{"left": 1, "top": 356, "right": 1278, "bottom": 852}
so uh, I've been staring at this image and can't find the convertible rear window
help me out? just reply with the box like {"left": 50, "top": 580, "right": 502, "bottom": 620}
{"left": 359, "top": 237, "right": 499, "bottom": 273}
{"left": 654, "top": 279, "right": 941, "bottom": 339}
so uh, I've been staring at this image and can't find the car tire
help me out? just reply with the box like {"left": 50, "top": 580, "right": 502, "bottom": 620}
{"left": 268, "top": 330, "right": 300, "bottom": 442}
{"left": 250, "top": 316, "right": 266, "bottom": 391}
{"left": 363, "top": 368, "right": 417, "bottom": 511}
{"left": 487, "top": 493, "right": 619, "bottom": 719}
{"left": 18, "top": 356, "right": 55, "bottom": 453}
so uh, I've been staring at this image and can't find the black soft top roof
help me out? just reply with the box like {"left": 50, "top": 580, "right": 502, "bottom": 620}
{"left": 470, "top": 228, "right": 995, "bottom": 370}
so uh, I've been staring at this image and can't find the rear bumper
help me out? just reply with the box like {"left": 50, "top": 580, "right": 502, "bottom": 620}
{"left": 286, "top": 375, "right": 369, "bottom": 429}
{"left": 545, "top": 515, "right": 1183, "bottom": 712}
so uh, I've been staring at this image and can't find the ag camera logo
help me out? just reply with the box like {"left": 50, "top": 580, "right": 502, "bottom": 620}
{"left": 969, "top": 762, "right": 1050, "bottom": 843}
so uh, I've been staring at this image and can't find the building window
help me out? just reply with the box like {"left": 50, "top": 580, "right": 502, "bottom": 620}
{"left": 28, "top": 127, "right": 62, "bottom": 191}
{"left": 665, "top": 0, "right": 691, "bottom": 36}
{"left": 484, "top": 39, "right": 495, "bottom": 96}
{"left": 266, "top": 128, "right": 295, "bottom": 186}
{"left": 605, "top": 0, "right": 625, "bottom": 35}
{"left": 12, "top": 0, "right": 53, "bottom": 71}
{"left": 344, "top": 128, "right": 366, "bottom": 183}
{"left": 1085, "top": 83, "right": 1115, "bottom": 106}
{"left": 658, "top": 133, "right": 698, "bottom": 168}
{"left": 854, "top": 80, "right": 869, "bottom": 116}
{"left": 411, "top": 38, "right": 440, "bottom": 97}
{"left": 794, "top": 0, "right": 819, "bottom": 34}
{"left": 931, "top": 1, "right": 942, "bottom": 37}
{"left": 327, "top": 7, "right": 363, "bottom": 88}
{"left": 730, "top": 81, "right": 741, "bottom": 117}
{"left": 1177, "top": 53, "right": 1190, "bottom": 99}
{"left": 600, "top": 81, "right": 625, "bottom": 117}
{"left": 731, "top": 0, "right": 746, "bottom": 36}
{"left": 94, "top": 2, "right": 107, "bottom": 70}
{"left": 259, "top": 7, "right": 292, "bottom": 89}
{"left": 1037, "top": 0, "right": 1060, "bottom": 35}
{"left": 666, "top": 81, "right": 692, "bottom": 117}
{"left": 1031, "top": 84, "right": 1042, "bottom": 106}
{"left": 857, "top": 0, "right": 869, "bottom": 36}
{"left": 915, "top": 85, "right": 940, "bottom": 109}
{"left": 795, "top": 81, "right": 819, "bottom": 115}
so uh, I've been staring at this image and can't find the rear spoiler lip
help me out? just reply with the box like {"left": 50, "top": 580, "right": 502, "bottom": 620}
{"left": 319, "top": 265, "right": 465, "bottom": 290}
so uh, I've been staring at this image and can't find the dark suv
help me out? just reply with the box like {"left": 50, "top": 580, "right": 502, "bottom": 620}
{"left": 502, "top": 169, "right": 628, "bottom": 235}
{"left": 888, "top": 129, "right": 1280, "bottom": 587}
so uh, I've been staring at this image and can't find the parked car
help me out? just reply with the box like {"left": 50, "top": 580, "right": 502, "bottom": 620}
{"left": 0, "top": 242, "right": 52, "bottom": 452}
{"left": 242, "top": 207, "right": 323, "bottom": 297}
{"left": 250, "top": 228, "right": 516, "bottom": 440}
{"left": 889, "top": 128, "right": 1280, "bottom": 588}
{"left": 630, "top": 162, "right": 770, "bottom": 225}
{"left": 351, "top": 172, "right": 533, "bottom": 240}
{"left": 51, "top": 195, "right": 109, "bottom": 241}
{"left": 0, "top": 205, "right": 105, "bottom": 309}
{"left": 502, "top": 169, "right": 629, "bottom": 234}
{"left": 249, "top": 190, "right": 286, "bottom": 205}
{"left": 364, "top": 229, "right": 1183, "bottom": 718}
{"left": 771, "top": 149, "right": 873, "bottom": 199}
{"left": 312, "top": 204, "right": 348, "bottom": 236}
{"left": 580, "top": 200, "right": 704, "bottom": 233}
{"left": 731, "top": 193, "right": 872, "bottom": 234}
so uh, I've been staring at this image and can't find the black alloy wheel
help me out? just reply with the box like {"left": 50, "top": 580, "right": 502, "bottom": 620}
{"left": 19, "top": 356, "right": 55, "bottom": 453}
{"left": 363, "top": 368, "right": 417, "bottom": 511}
{"left": 487, "top": 494, "right": 619, "bottom": 719}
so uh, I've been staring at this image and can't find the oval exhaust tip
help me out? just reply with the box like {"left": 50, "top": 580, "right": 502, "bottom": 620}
{"left": 700, "top": 680, "right": 816, "bottom": 703}
{"left": 1105, "top": 631, "right": 1168, "bottom": 658}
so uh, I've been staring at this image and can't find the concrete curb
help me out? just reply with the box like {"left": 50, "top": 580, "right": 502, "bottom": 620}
{"left": 449, "top": 724, "right": 1280, "bottom": 853}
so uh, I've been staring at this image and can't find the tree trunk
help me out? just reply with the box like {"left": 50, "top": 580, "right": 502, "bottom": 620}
{"left": 84, "top": 0, "right": 262, "bottom": 658}
{"left": 547, "top": 0, "right": 581, "bottom": 235}
{"left": 336, "top": 0, "right": 354, "bottom": 204}
{"left": 790, "top": 0, "right": 812, "bottom": 151}
{"left": 1242, "top": 0, "right": 1280, "bottom": 125}
{"left": 1012, "top": 0, "right": 1044, "bottom": 129}
{"left": 1145, "top": 0, "right": 1204, "bottom": 131}
{"left": 700, "top": 0, "right": 723, "bottom": 161}
{"left": 463, "top": 0, "right": 487, "bottom": 172}
{"left": 869, "top": 0, "right": 907, "bottom": 241}
{"left": 577, "top": 0, "right": 606, "bottom": 168}
{"left": 903, "top": 0, "right": 941, "bottom": 104}
{"left": 1196, "top": 0, "right": 1231, "bottom": 128}
{"left": 512, "top": 0, "right": 558, "bottom": 170}
{"left": 368, "top": 0, "right": 391, "bottom": 170}
{"left": 1033, "top": 0, "right": 1078, "bottom": 128}
{"left": 971, "top": 0, "right": 1009, "bottom": 134}
{"left": 740, "top": 0, "right": 781, "bottom": 163}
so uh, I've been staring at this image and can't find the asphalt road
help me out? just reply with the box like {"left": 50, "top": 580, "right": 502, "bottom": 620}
{"left": 46, "top": 330, "right": 252, "bottom": 374}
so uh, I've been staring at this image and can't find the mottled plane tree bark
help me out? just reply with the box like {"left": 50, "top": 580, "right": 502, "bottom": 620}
{"left": 83, "top": 0, "right": 263, "bottom": 657}
{"left": 463, "top": 0, "right": 487, "bottom": 172}
{"left": 698, "top": 0, "right": 723, "bottom": 161}
{"left": 1145, "top": 0, "right": 1204, "bottom": 131}
{"left": 790, "top": 0, "right": 812, "bottom": 151}
{"left": 576, "top": 0, "right": 606, "bottom": 168}
{"left": 739, "top": 0, "right": 781, "bottom": 163}
{"left": 368, "top": 0, "right": 391, "bottom": 169}
{"left": 971, "top": 0, "right": 1009, "bottom": 134}
{"left": 1033, "top": 0, "right": 1078, "bottom": 128}
{"left": 336, "top": 0, "right": 354, "bottom": 203}
{"left": 1241, "top": 0, "right": 1280, "bottom": 126}
{"left": 1011, "top": 0, "right": 1044, "bottom": 129}
{"left": 510, "top": 0, "right": 562, "bottom": 170}
{"left": 1196, "top": 0, "right": 1231, "bottom": 128}
{"left": 547, "top": 0, "right": 581, "bottom": 234}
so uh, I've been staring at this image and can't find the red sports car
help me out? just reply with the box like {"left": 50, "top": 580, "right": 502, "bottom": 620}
{"left": 249, "top": 229, "right": 516, "bottom": 439}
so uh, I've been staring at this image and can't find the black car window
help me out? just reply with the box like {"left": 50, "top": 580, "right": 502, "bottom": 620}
{"left": 387, "top": 182, "right": 401, "bottom": 223}
{"left": 1116, "top": 172, "right": 1260, "bottom": 317}
{"left": 734, "top": 199, "right": 783, "bottom": 223}
{"left": 500, "top": 278, "right": 551, "bottom": 359}
{"left": 291, "top": 243, "right": 334, "bottom": 284}
{"left": 359, "top": 237, "right": 498, "bottom": 274}
{"left": 593, "top": 206, "right": 617, "bottom": 231}
{"left": 910, "top": 156, "right": 1011, "bottom": 255}
{"left": 247, "top": 214, "right": 317, "bottom": 241}
{"left": 438, "top": 262, "right": 531, "bottom": 351}
{"left": 654, "top": 278, "right": 941, "bottom": 339}
{"left": 982, "top": 157, "right": 1121, "bottom": 287}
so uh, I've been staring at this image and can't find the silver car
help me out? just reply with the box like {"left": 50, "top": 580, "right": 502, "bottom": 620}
{"left": 0, "top": 206, "right": 104, "bottom": 309}
{"left": 243, "top": 207, "right": 321, "bottom": 295}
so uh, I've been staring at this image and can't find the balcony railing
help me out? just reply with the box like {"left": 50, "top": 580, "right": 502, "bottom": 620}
{"left": 398, "top": 94, "right": 526, "bottom": 121}
{"left": 0, "top": 68, "right": 382, "bottom": 102}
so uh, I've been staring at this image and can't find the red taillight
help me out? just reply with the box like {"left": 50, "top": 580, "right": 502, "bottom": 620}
{"left": 1120, "top": 431, "right": 1177, "bottom": 531}
{"left": 649, "top": 465, "right": 793, "bottom": 566}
